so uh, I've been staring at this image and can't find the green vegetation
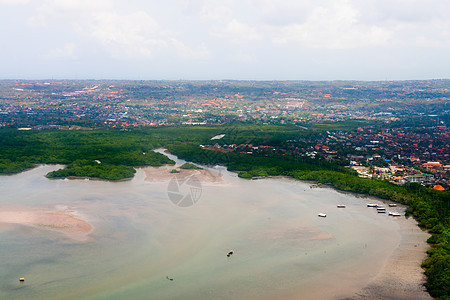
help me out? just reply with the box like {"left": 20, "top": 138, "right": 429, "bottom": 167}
{"left": 170, "top": 169, "right": 180, "bottom": 173}
{"left": 46, "top": 159, "right": 136, "bottom": 181}
{"left": 0, "top": 129, "right": 176, "bottom": 180}
{"left": 179, "top": 163, "right": 202, "bottom": 170}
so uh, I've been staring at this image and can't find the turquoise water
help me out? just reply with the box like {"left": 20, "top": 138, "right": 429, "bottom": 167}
{"left": 0, "top": 157, "right": 405, "bottom": 300}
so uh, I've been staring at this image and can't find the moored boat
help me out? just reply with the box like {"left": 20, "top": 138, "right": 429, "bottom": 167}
{"left": 318, "top": 213, "right": 327, "bottom": 217}
{"left": 337, "top": 205, "right": 346, "bottom": 208}
{"left": 388, "top": 204, "right": 397, "bottom": 207}
{"left": 367, "top": 203, "right": 378, "bottom": 207}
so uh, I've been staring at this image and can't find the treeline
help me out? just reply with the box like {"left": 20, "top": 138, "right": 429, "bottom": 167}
{"left": 0, "top": 129, "right": 177, "bottom": 180}
{"left": 168, "top": 142, "right": 449, "bottom": 299}
{"left": 46, "top": 159, "right": 136, "bottom": 181}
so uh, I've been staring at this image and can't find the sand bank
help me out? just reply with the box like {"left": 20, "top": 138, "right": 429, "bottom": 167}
{"left": 144, "top": 166, "right": 224, "bottom": 184}
{"left": 0, "top": 207, "right": 92, "bottom": 242}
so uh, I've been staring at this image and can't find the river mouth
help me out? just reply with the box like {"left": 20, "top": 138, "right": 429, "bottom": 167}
{"left": 0, "top": 158, "right": 429, "bottom": 299}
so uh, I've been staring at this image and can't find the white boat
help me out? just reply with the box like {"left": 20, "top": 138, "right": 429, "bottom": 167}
{"left": 318, "top": 213, "right": 327, "bottom": 217}
{"left": 392, "top": 212, "right": 402, "bottom": 217}
{"left": 337, "top": 205, "right": 346, "bottom": 208}
{"left": 388, "top": 204, "right": 397, "bottom": 207}
{"left": 377, "top": 210, "right": 386, "bottom": 213}
{"left": 367, "top": 203, "right": 378, "bottom": 207}
{"left": 376, "top": 207, "right": 386, "bottom": 211}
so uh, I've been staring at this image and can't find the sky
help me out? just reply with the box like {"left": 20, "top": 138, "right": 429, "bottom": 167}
{"left": 0, "top": 0, "right": 449, "bottom": 81}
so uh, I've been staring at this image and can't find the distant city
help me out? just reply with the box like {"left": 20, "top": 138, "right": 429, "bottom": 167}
{"left": 1, "top": 79, "right": 449, "bottom": 187}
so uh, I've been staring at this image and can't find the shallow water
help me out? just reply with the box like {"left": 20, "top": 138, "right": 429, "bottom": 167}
{"left": 0, "top": 155, "right": 408, "bottom": 300}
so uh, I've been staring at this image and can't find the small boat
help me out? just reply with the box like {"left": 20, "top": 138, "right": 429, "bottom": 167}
{"left": 376, "top": 207, "right": 386, "bottom": 210}
{"left": 19, "top": 278, "right": 25, "bottom": 282}
{"left": 337, "top": 205, "right": 346, "bottom": 208}
{"left": 392, "top": 212, "right": 402, "bottom": 217}
{"left": 367, "top": 203, "right": 378, "bottom": 207}
{"left": 318, "top": 213, "right": 327, "bottom": 217}
{"left": 388, "top": 204, "right": 397, "bottom": 207}
{"left": 388, "top": 211, "right": 394, "bottom": 216}
{"left": 227, "top": 250, "right": 234, "bottom": 257}
{"left": 377, "top": 210, "right": 386, "bottom": 213}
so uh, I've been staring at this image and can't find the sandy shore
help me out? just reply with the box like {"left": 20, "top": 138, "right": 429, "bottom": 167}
{"left": 144, "top": 165, "right": 225, "bottom": 184}
{"left": 339, "top": 216, "right": 431, "bottom": 300}
{"left": 0, "top": 207, "right": 93, "bottom": 242}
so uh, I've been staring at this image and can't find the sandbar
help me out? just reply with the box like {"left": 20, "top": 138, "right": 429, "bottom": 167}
{"left": 0, "top": 208, "right": 93, "bottom": 242}
{"left": 144, "top": 166, "right": 224, "bottom": 184}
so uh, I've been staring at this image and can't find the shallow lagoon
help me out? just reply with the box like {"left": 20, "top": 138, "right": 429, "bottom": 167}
{"left": 0, "top": 155, "right": 415, "bottom": 300}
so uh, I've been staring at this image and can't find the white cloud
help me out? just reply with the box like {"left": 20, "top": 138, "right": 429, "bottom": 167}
{"left": 0, "top": 0, "right": 29, "bottom": 4}
{"left": 44, "top": 43, "right": 76, "bottom": 59}
{"left": 210, "top": 19, "right": 262, "bottom": 44}
{"left": 89, "top": 11, "right": 171, "bottom": 58}
{"left": 266, "top": 0, "right": 394, "bottom": 49}
{"left": 170, "top": 39, "right": 211, "bottom": 59}
{"left": 28, "top": 0, "right": 209, "bottom": 60}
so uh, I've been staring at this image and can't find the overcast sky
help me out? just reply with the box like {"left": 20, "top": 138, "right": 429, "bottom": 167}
{"left": 1, "top": 0, "right": 449, "bottom": 80}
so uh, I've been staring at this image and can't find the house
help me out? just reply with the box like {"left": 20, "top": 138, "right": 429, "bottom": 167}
{"left": 422, "top": 162, "right": 443, "bottom": 171}
{"left": 433, "top": 185, "right": 445, "bottom": 191}
{"left": 405, "top": 174, "right": 434, "bottom": 183}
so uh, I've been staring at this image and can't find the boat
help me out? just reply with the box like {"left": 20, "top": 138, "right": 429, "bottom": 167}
{"left": 388, "top": 204, "right": 397, "bottom": 207}
{"left": 318, "top": 213, "right": 327, "bottom": 217}
{"left": 367, "top": 203, "right": 378, "bottom": 207}
{"left": 337, "top": 205, "right": 346, "bottom": 208}
{"left": 376, "top": 207, "right": 386, "bottom": 211}
{"left": 388, "top": 211, "right": 394, "bottom": 215}
{"left": 392, "top": 212, "right": 402, "bottom": 217}
{"left": 377, "top": 210, "right": 386, "bottom": 213}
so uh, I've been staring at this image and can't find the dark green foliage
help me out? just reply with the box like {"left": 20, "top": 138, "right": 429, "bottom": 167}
{"left": 0, "top": 129, "right": 175, "bottom": 180}
{"left": 46, "top": 160, "right": 136, "bottom": 181}
{"left": 179, "top": 163, "right": 202, "bottom": 169}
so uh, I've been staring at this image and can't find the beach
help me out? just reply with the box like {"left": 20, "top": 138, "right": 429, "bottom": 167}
{"left": 341, "top": 216, "right": 431, "bottom": 300}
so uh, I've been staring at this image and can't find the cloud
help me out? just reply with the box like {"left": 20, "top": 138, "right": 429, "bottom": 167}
{"left": 0, "top": 0, "right": 29, "bottom": 4}
{"left": 265, "top": 0, "right": 394, "bottom": 49}
{"left": 210, "top": 19, "right": 262, "bottom": 44}
{"left": 44, "top": 43, "right": 76, "bottom": 59}
{"left": 28, "top": 0, "right": 209, "bottom": 60}
{"left": 89, "top": 11, "right": 172, "bottom": 58}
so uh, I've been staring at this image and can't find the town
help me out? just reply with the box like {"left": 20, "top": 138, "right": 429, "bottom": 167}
{"left": 1, "top": 79, "right": 449, "bottom": 188}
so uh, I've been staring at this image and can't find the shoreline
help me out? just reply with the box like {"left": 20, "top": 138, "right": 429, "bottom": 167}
{"left": 340, "top": 216, "right": 431, "bottom": 299}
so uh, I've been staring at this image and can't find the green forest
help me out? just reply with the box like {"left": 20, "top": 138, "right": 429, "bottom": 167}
{"left": 0, "top": 126, "right": 448, "bottom": 298}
